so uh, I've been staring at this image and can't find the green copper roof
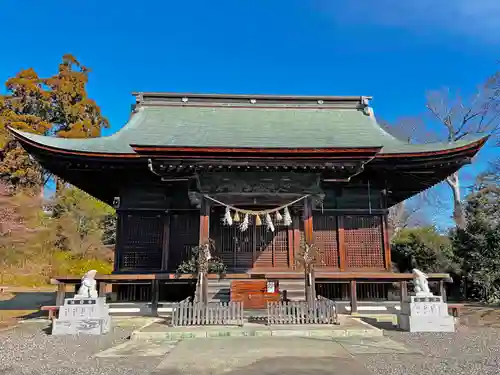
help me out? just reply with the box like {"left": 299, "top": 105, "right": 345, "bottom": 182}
{"left": 9, "top": 96, "right": 486, "bottom": 155}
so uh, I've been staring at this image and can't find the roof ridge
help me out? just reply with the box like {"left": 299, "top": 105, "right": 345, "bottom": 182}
{"left": 133, "top": 92, "right": 372, "bottom": 110}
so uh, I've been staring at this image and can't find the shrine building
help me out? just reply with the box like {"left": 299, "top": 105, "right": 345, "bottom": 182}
{"left": 10, "top": 92, "right": 487, "bottom": 311}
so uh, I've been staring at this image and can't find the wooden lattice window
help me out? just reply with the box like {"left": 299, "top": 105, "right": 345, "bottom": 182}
{"left": 210, "top": 212, "right": 254, "bottom": 271}
{"left": 344, "top": 215, "right": 384, "bottom": 269}
{"left": 119, "top": 211, "right": 164, "bottom": 270}
{"left": 168, "top": 211, "right": 200, "bottom": 271}
{"left": 313, "top": 213, "right": 339, "bottom": 268}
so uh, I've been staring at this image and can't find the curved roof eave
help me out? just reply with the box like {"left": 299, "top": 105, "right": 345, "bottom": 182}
{"left": 7, "top": 127, "right": 488, "bottom": 160}
{"left": 7, "top": 127, "right": 138, "bottom": 158}
{"left": 377, "top": 135, "right": 488, "bottom": 158}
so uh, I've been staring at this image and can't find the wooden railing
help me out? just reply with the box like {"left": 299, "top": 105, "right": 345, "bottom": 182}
{"left": 171, "top": 301, "right": 244, "bottom": 326}
{"left": 267, "top": 298, "right": 338, "bottom": 325}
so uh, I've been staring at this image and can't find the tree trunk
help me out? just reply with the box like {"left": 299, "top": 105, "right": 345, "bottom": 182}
{"left": 446, "top": 171, "right": 466, "bottom": 229}
{"left": 305, "top": 268, "right": 316, "bottom": 307}
{"left": 388, "top": 202, "right": 406, "bottom": 239}
{"left": 195, "top": 272, "right": 208, "bottom": 304}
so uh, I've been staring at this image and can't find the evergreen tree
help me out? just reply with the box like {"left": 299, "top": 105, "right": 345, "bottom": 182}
{"left": 0, "top": 55, "right": 109, "bottom": 189}
{"left": 391, "top": 226, "right": 457, "bottom": 274}
{"left": 452, "top": 185, "right": 500, "bottom": 302}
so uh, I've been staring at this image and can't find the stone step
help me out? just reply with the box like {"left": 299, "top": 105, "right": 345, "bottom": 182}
{"left": 278, "top": 280, "right": 306, "bottom": 301}
{"left": 131, "top": 315, "right": 382, "bottom": 340}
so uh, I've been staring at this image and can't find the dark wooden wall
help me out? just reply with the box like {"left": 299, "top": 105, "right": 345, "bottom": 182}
{"left": 114, "top": 184, "right": 197, "bottom": 272}
{"left": 113, "top": 183, "right": 390, "bottom": 273}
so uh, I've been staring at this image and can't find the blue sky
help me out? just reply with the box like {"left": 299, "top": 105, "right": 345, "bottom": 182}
{"left": 1, "top": 0, "right": 498, "bottom": 225}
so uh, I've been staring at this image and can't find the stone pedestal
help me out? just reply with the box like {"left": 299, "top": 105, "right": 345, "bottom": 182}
{"left": 398, "top": 295, "right": 455, "bottom": 333}
{"left": 52, "top": 297, "right": 110, "bottom": 335}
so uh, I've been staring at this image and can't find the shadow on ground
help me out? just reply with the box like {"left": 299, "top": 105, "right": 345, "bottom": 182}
{"left": 0, "top": 292, "right": 56, "bottom": 310}
{"left": 359, "top": 317, "right": 403, "bottom": 331}
{"left": 0, "top": 291, "right": 60, "bottom": 323}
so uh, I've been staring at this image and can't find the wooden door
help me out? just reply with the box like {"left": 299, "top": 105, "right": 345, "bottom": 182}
{"left": 230, "top": 280, "right": 280, "bottom": 309}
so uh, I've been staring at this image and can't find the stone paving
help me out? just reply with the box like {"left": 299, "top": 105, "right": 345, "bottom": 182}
{"left": 98, "top": 335, "right": 412, "bottom": 374}
{"left": 131, "top": 315, "right": 382, "bottom": 340}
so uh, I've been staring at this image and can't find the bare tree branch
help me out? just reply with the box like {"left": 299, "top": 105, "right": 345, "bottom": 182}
{"left": 386, "top": 75, "right": 500, "bottom": 229}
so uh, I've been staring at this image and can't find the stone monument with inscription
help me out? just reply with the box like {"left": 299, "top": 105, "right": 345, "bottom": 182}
{"left": 397, "top": 269, "right": 455, "bottom": 333}
{"left": 51, "top": 270, "right": 111, "bottom": 335}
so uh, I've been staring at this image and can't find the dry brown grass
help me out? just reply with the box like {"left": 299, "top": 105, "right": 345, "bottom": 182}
{"left": 459, "top": 305, "right": 500, "bottom": 327}
{"left": 0, "top": 309, "right": 37, "bottom": 330}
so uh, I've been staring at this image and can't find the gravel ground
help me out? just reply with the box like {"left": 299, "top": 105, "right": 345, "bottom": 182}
{"left": 0, "top": 322, "right": 161, "bottom": 375}
{"left": 1, "top": 322, "right": 500, "bottom": 375}
{"left": 361, "top": 326, "right": 500, "bottom": 375}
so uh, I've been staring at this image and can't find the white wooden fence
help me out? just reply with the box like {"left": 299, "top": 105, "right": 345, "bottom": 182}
{"left": 171, "top": 301, "right": 244, "bottom": 326}
{"left": 267, "top": 298, "right": 338, "bottom": 325}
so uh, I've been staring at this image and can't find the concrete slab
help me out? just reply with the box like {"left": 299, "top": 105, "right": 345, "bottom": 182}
{"left": 131, "top": 315, "right": 382, "bottom": 340}
{"left": 95, "top": 339, "right": 179, "bottom": 358}
{"left": 154, "top": 337, "right": 361, "bottom": 374}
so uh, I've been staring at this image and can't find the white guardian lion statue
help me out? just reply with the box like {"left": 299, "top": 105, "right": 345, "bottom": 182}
{"left": 75, "top": 270, "right": 98, "bottom": 299}
{"left": 412, "top": 268, "right": 433, "bottom": 296}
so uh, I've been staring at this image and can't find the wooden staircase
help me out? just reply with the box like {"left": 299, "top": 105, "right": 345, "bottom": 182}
{"left": 278, "top": 279, "right": 306, "bottom": 301}
{"left": 207, "top": 278, "right": 231, "bottom": 303}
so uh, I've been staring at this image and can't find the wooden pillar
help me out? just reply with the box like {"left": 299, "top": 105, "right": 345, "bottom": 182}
{"left": 303, "top": 198, "right": 316, "bottom": 303}
{"left": 303, "top": 197, "right": 313, "bottom": 245}
{"left": 399, "top": 280, "right": 408, "bottom": 305}
{"left": 161, "top": 214, "right": 171, "bottom": 271}
{"left": 382, "top": 214, "right": 392, "bottom": 270}
{"left": 197, "top": 199, "right": 210, "bottom": 304}
{"left": 338, "top": 216, "right": 346, "bottom": 271}
{"left": 199, "top": 199, "right": 210, "bottom": 245}
{"left": 439, "top": 279, "right": 447, "bottom": 302}
{"left": 350, "top": 280, "right": 358, "bottom": 314}
{"left": 56, "top": 283, "right": 66, "bottom": 306}
{"left": 98, "top": 282, "right": 107, "bottom": 298}
{"left": 292, "top": 216, "right": 300, "bottom": 269}
{"left": 287, "top": 225, "right": 294, "bottom": 268}
{"left": 151, "top": 279, "right": 159, "bottom": 316}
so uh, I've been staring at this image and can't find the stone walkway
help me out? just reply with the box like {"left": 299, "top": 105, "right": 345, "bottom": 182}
{"left": 97, "top": 335, "right": 417, "bottom": 375}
